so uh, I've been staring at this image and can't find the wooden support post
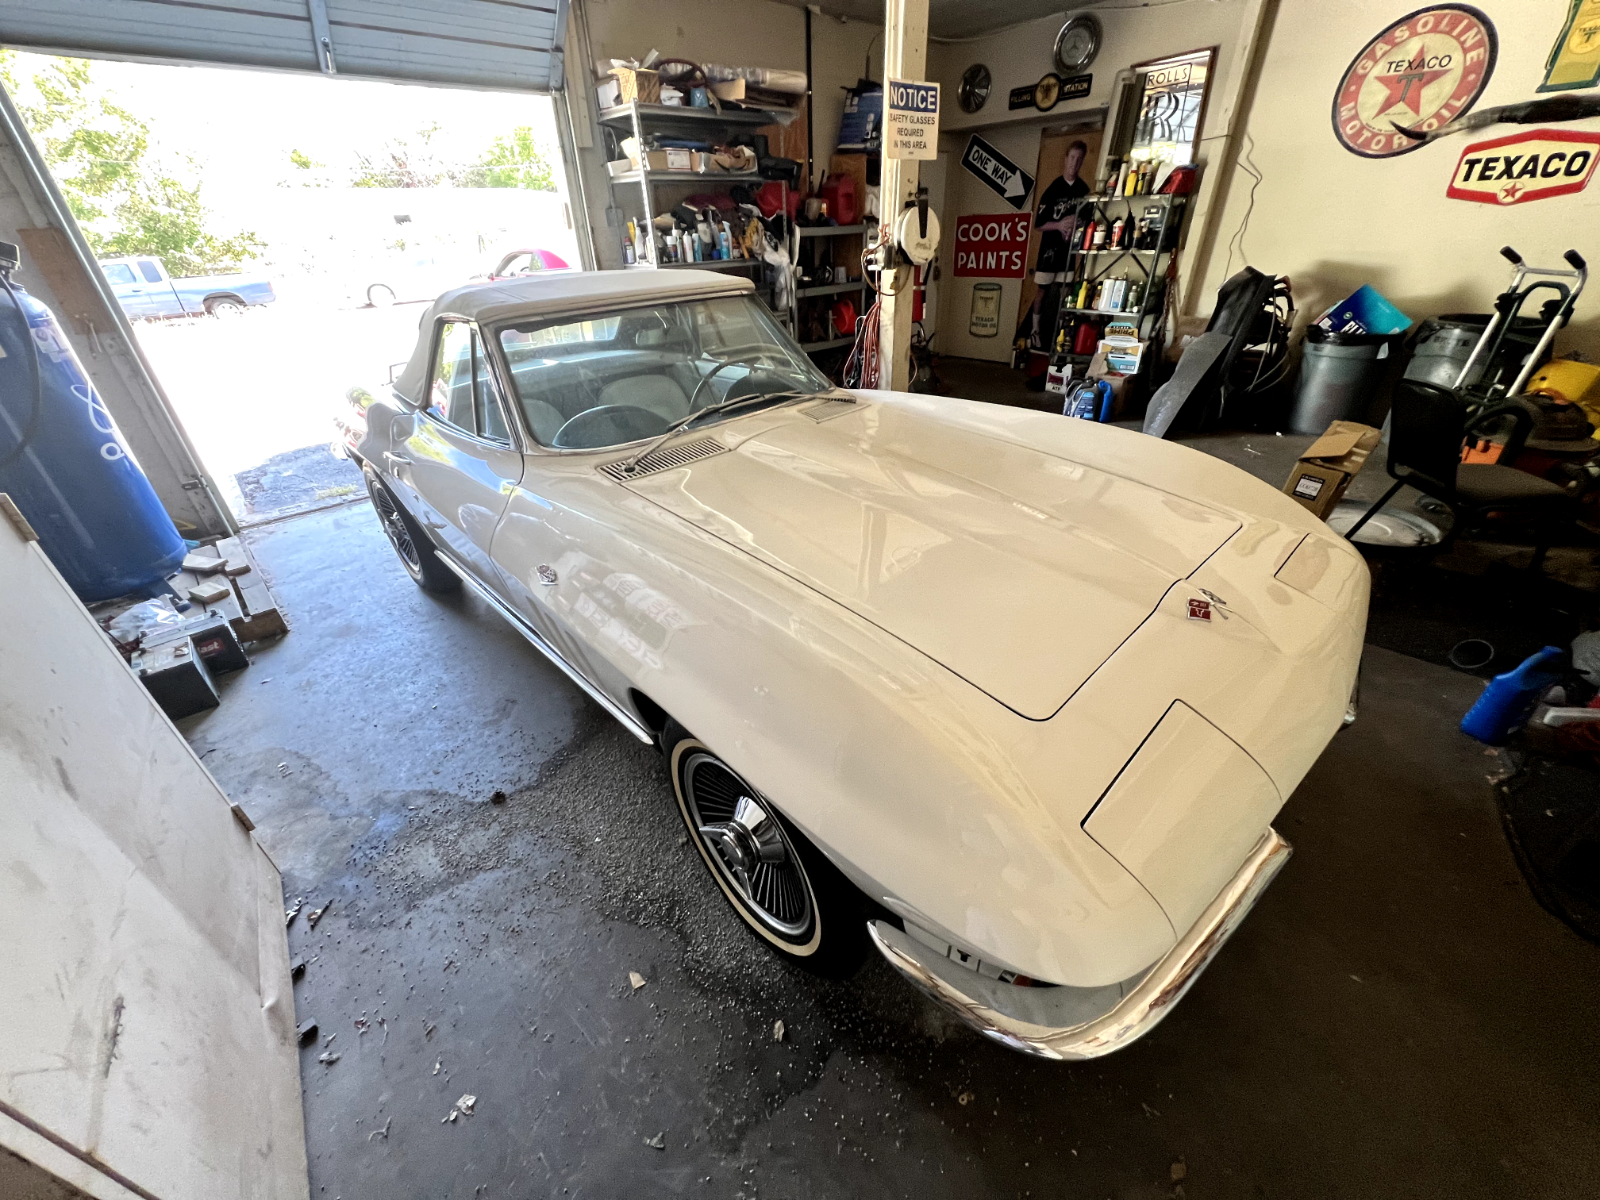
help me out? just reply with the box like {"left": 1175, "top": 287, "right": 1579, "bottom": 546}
{"left": 877, "top": 0, "right": 928, "bottom": 393}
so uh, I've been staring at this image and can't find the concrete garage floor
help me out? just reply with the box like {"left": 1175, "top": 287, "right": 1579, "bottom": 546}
{"left": 182, "top": 491, "right": 1600, "bottom": 1199}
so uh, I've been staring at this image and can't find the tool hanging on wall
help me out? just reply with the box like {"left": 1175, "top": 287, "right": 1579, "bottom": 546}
{"left": 1394, "top": 93, "right": 1600, "bottom": 146}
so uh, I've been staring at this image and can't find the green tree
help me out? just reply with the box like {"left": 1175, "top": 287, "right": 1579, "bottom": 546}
{"left": 464, "top": 127, "right": 556, "bottom": 191}
{"left": 350, "top": 123, "right": 459, "bottom": 188}
{"left": 0, "top": 51, "right": 263, "bottom": 275}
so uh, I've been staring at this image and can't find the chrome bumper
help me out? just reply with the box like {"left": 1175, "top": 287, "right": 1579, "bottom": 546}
{"left": 867, "top": 828, "right": 1292, "bottom": 1060}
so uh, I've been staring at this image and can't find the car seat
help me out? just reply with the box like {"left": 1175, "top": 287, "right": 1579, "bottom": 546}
{"left": 598, "top": 375, "right": 691, "bottom": 423}
{"left": 521, "top": 399, "right": 566, "bottom": 446}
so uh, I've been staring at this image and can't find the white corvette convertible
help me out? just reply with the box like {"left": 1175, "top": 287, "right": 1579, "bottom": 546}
{"left": 341, "top": 270, "right": 1368, "bottom": 1059}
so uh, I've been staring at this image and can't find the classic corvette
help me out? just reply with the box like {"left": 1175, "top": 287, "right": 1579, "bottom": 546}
{"left": 339, "top": 269, "right": 1369, "bottom": 1059}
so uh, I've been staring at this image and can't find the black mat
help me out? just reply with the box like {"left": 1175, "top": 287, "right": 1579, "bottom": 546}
{"left": 1365, "top": 557, "right": 1591, "bottom": 677}
{"left": 1498, "top": 753, "right": 1600, "bottom": 943}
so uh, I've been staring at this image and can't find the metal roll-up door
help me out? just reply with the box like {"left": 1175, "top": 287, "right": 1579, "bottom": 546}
{"left": 0, "top": 0, "right": 568, "bottom": 91}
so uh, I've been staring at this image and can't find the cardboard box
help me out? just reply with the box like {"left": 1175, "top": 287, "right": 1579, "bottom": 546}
{"left": 613, "top": 149, "right": 691, "bottom": 174}
{"left": 1086, "top": 347, "right": 1134, "bottom": 417}
{"left": 610, "top": 66, "right": 660, "bottom": 105}
{"left": 1282, "top": 420, "right": 1382, "bottom": 519}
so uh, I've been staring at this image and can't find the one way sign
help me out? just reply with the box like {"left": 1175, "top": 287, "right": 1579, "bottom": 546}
{"left": 961, "top": 134, "right": 1035, "bottom": 211}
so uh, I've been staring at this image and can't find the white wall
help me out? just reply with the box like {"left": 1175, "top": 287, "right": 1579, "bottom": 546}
{"left": 927, "top": 0, "right": 1267, "bottom": 361}
{"left": 0, "top": 517, "right": 308, "bottom": 1200}
{"left": 1196, "top": 0, "right": 1600, "bottom": 360}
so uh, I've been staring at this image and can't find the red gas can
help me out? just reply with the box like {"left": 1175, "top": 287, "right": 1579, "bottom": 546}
{"left": 818, "top": 174, "right": 858, "bottom": 226}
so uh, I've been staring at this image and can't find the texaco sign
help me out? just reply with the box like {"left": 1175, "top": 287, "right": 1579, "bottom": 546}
{"left": 1332, "top": 4, "right": 1498, "bottom": 159}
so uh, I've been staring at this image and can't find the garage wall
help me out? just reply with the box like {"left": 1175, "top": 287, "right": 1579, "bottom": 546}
{"left": 927, "top": 0, "right": 1269, "bottom": 361}
{"left": 1194, "top": 0, "right": 1600, "bottom": 359}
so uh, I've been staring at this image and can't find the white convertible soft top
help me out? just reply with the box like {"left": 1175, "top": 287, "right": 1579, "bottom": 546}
{"left": 393, "top": 269, "right": 755, "bottom": 404}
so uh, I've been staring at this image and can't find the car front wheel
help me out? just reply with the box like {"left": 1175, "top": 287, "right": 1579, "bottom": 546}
{"left": 362, "top": 465, "right": 460, "bottom": 593}
{"left": 664, "top": 721, "right": 867, "bottom": 977}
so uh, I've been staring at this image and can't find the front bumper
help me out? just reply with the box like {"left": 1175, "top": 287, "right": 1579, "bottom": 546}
{"left": 867, "top": 828, "right": 1291, "bottom": 1060}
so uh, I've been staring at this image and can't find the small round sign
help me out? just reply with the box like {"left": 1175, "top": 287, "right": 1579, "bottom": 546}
{"left": 1331, "top": 3, "right": 1497, "bottom": 159}
{"left": 1033, "top": 73, "right": 1061, "bottom": 113}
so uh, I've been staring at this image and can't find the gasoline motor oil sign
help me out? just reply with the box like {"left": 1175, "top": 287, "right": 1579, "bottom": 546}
{"left": 1332, "top": 4, "right": 1497, "bottom": 159}
{"left": 1447, "top": 129, "right": 1600, "bottom": 205}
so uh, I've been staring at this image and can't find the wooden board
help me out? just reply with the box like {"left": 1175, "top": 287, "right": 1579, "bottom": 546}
{"left": 215, "top": 536, "right": 289, "bottom": 642}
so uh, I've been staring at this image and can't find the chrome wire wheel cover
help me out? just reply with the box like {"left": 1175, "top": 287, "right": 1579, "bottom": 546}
{"left": 370, "top": 480, "right": 420, "bottom": 571}
{"left": 682, "top": 752, "right": 813, "bottom": 939}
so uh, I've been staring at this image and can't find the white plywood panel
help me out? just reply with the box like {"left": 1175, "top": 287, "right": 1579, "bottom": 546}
{"left": 0, "top": 512, "right": 308, "bottom": 1200}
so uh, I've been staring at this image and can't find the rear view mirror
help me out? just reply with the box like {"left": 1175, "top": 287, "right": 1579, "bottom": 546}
{"left": 387, "top": 361, "right": 407, "bottom": 384}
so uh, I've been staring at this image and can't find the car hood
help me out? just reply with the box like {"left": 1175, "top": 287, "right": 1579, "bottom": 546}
{"left": 623, "top": 400, "right": 1241, "bottom": 719}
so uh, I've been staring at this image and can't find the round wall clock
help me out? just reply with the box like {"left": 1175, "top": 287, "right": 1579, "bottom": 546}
{"left": 1054, "top": 13, "right": 1102, "bottom": 76}
{"left": 1331, "top": 4, "right": 1498, "bottom": 159}
{"left": 959, "top": 63, "right": 992, "bottom": 113}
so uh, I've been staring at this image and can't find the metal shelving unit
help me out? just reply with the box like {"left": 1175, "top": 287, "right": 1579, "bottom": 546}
{"left": 1049, "top": 192, "right": 1184, "bottom": 345}
{"left": 798, "top": 224, "right": 868, "bottom": 238}
{"left": 599, "top": 101, "right": 788, "bottom": 297}
{"left": 794, "top": 224, "right": 870, "bottom": 356}
{"left": 799, "top": 335, "right": 855, "bottom": 353}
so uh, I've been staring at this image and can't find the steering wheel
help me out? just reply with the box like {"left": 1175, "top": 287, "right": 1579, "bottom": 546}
{"left": 687, "top": 354, "right": 787, "bottom": 413}
{"left": 552, "top": 404, "right": 670, "bottom": 449}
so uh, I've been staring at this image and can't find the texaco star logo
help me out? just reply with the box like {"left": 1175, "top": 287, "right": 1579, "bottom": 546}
{"left": 1332, "top": 4, "right": 1498, "bottom": 159}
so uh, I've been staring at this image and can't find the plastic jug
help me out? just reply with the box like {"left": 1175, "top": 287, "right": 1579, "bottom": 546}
{"left": 1459, "top": 646, "right": 1567, "bottom": 743}
{"left": 818, "top": 174, "right": 858, "bottom": 226}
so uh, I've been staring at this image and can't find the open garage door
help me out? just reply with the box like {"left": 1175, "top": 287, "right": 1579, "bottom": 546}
{"left": 0, "top": 0, "right": 569, "bottom": 91}
{"left": 0, "top": 87, "right": 236, "bottom": 537}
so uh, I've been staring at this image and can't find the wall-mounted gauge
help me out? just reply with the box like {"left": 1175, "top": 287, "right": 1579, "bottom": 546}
{"left": 959, "top": 63, "right": 992, "bottom": 114}
{"left": 1054, "top": 13, "right": 1102, "bottom": 75}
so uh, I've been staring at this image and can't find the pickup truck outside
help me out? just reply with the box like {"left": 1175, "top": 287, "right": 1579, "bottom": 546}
{"left": 99, "top": 256, "right": 277, "bottom": 319}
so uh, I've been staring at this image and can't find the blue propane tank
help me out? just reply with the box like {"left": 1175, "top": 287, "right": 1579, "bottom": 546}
{"left": 0, "top": 277, "right": 186, "bottom": 601}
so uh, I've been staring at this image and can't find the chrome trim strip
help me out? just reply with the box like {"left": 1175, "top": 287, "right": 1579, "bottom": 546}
{"left": 435, "top": 555, "right": 655, "bottom": 745}
{"left": 868, "top": 828, "right": 1293, "bottom": 1060}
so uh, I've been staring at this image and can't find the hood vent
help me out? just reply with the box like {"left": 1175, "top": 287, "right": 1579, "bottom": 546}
{"left": 802, "top": 397, "right": 861, "bottom": 422}
{"left": 599, "top": 436, "right": 726, "bottom": 480}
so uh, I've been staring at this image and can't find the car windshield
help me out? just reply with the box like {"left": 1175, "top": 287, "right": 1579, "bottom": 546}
{"left": 495, "top": 295, "right": 830, "bottom": 450}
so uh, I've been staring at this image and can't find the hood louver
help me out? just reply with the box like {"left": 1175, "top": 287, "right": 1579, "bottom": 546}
{"left": 599, "top": 436, "right": 727, "bottom": 480}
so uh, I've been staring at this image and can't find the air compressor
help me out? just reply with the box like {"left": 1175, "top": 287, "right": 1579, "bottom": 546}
{"left": 0, "top": 240, "right": 186, "bottom": 601}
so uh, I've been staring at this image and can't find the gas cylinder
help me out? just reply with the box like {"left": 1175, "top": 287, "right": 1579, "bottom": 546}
{"left": 0, "top": 279, "right": 186, "bottom": 602}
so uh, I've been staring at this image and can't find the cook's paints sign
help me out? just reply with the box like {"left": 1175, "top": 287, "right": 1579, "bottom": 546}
{"left": 953, "top": 213, "right": 1032, "bottom": 278}
{"left": 885, "top": 78, "right": 940, "bottom": 161}
{"left": 1447, "top": 129, "right": 1600, "bottom": 204}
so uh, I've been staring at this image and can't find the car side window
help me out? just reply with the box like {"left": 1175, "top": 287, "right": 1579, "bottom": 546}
{"left": 138, "top": 260, "right": 163, "bottom": 283}
{"left": 472, "top": 330, "right": 511, "bottom": 444}
{"left": 428, "top": 321, "right": 477, "bottom": 433}
{"left": 103, "top": 264, "right": 136, "bottom": 285}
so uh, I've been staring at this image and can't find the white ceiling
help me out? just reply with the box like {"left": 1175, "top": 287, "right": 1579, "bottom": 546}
{"left": 781, "top": 0, "right": 1078, "bottom": 42}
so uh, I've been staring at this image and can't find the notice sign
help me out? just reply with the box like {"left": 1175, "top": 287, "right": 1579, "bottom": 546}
{"left": 885, "top": 78, "right": 940, "bottom": 160}
{"left": 960, "top": 134, "right": 1035, "bottom": 210}
{"left": 1447, "top": 128, "right": 1600, "bottom": 204}
{"left": 954, "top": 213, "right": 1032, "bottom": 278}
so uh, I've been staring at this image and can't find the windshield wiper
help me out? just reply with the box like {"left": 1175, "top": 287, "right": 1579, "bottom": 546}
{"left": 615, "top": 388, "right": 846, "bottom": 476}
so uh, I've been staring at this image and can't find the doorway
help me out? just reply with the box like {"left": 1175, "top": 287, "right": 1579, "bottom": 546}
{"left": 1, "top": 50, "right": 580, "bottom": 524}
{"left": 1016, "top": 120, "right": 1103, "bottom": 349}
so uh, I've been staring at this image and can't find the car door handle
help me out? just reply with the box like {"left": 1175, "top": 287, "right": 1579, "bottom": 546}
{"left": 384, "top": 452, "right": 412, "bottom": 467}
